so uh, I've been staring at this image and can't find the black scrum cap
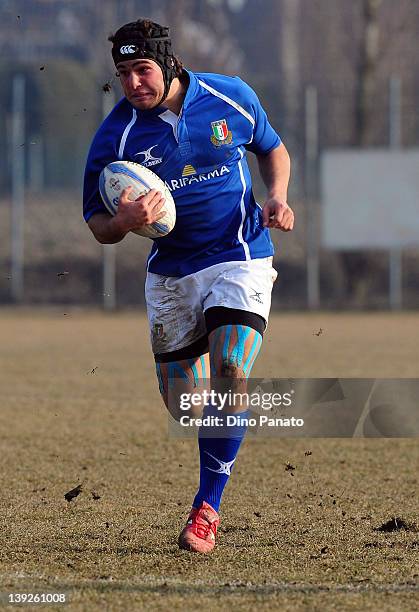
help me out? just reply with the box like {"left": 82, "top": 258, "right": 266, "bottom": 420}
{"left": 111, "top": 19, "right": 177, "bottom": 101}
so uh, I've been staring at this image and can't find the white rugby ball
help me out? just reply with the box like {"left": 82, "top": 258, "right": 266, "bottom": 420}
{"left": 99, "top": 160, "right": 176, "bottom": 239}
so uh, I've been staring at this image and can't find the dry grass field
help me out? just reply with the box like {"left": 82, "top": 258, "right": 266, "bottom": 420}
{"left": 0, "top": 310, "right": 418, "bottom": 611}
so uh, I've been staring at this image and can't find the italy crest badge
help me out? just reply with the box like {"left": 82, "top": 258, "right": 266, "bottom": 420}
{"left": 210, "top": 119, "right": 233, "bottom": 146}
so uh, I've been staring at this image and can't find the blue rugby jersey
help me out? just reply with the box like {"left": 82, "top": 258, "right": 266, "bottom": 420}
{"left": 83, "top": 69, "right": 281, "bottom": 277}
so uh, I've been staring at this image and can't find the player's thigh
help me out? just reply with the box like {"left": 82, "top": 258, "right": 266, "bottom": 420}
{"left": 203, "top": 256, "right": 276, "bottom": 386}
{"left": 206, "top": 308, "right": 265, "bottom": 378}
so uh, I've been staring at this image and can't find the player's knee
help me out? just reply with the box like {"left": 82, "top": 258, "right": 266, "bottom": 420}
{"left": 220, "top": 360, "right": 244, "bottom": 379}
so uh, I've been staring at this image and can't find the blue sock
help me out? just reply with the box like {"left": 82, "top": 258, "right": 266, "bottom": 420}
{"left": 193, "top": 404, "right": 248, "bottom": 512}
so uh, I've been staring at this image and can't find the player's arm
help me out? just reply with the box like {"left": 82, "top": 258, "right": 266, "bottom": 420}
{"left": 256, "top": 142, "right": 294, "bottom": 232}
{"left": 88, "top": 187, "right": 166, "bottom": 244}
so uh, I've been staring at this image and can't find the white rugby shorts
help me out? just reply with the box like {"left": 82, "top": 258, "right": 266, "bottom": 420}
{"left": 145, "top": 257, "right": 278, "bottom": 354}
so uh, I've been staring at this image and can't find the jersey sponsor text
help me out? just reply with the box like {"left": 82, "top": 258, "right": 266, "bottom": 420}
{"left": 166, "top": 165, "right": 230, "bottom": 192}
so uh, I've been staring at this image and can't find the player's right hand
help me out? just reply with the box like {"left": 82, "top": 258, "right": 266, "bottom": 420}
{"left": 116, "top": 186, "right": 166, "bottom": 232}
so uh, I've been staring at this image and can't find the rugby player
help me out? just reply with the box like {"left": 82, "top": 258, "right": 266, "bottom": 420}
{"left": 83, "top": 18, "right": 294, "bottom": 553}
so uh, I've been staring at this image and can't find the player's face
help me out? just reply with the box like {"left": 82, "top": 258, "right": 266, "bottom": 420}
{"left": 117, "top": 59, "right": 165, "bottom": 109}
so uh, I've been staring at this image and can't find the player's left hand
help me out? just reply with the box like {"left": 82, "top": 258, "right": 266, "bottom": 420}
{"left": 262, "top": 197, "right": 294, "bottom": 231}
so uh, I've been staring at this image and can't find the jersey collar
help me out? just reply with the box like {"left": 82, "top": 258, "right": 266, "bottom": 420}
{"left": 181, "top": 69, "right": 199, "bottom": 110}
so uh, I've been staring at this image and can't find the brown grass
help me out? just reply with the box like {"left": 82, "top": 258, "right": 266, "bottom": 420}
{"left": 0, "top": 311, "right": 418, "bottom": 611}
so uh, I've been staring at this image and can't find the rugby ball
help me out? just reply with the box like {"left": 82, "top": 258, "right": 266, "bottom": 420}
{"left": 99, "top": 160, "right": 176, "bottom": 239}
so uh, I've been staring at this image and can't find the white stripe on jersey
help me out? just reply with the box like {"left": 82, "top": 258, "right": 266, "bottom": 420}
{"left": 198, "top": 80, "right": 255, "bottom": 127}
{"left": 118, "top": 108, "right": 137, "bottom": 159}
{"left": 237, "top": 149, "right": 251, "bottom": 261}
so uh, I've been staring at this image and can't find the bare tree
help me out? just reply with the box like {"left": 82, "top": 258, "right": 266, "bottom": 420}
{"left": 354, "top": 0, "right": 383, "bottom": 145}
{"left": 280, "top": 0, "right": 302, "bottom": 142}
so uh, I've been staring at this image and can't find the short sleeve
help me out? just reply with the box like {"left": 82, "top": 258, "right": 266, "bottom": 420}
{"left": 235, "top": 78, "right": 281, "bottom": 155}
